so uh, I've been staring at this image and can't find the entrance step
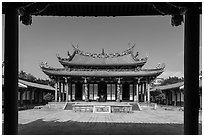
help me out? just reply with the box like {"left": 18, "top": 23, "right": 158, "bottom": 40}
{"left": 139, "top": 102, "right": 157, "bottom": 110}
{"left": 70, "top": 102, "right": 135, "bottom": 113}
{"left": 129, "top": 102, "right": 142, "bottom": 111}
{"left": 47, "top": 102, "right": 66, "bottom": 109}
{"left": 64, "top": 102, "right": 75, "bottom": 110}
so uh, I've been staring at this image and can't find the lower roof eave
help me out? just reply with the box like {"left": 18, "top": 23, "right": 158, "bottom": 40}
{"left": 42, "top": 70, "right": 163, "bottom": 78}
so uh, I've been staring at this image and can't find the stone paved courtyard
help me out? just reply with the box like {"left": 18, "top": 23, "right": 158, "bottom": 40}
{"left": 16, "top": 106, "right": 202, "bottom": 135}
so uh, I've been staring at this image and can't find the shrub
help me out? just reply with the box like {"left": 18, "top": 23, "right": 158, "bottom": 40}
{"left": 43, "top": 93, "right": 54, "bottom": 102}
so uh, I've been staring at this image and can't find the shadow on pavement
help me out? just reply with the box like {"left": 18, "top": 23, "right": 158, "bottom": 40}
{"left": 17, "top": 119, "right": 202, "bottom": 135}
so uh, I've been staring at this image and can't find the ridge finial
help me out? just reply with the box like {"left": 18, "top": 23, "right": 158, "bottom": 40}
{"left": 102, "top": 49, "right": 105, "bottom": 55}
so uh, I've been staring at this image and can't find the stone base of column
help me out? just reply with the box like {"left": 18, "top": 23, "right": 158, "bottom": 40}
{"left": 85, "top": 96, "right": 89, "bottom": 102}
{"left": 134, "top": 95, "right": 139, "bottom": 102}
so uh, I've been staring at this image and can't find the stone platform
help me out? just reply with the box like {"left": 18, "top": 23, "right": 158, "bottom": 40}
{"left": 71, "top": 102, "right": 140, "bottom": 113}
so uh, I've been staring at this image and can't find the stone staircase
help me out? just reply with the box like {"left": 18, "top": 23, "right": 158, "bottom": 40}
{"left": 46, "top": 102, "right": 67, "bottom": 109}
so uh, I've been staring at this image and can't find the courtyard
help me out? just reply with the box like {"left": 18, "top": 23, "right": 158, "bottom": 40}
{"left": 14, "top": 105, "right": 202, "bottom": 135}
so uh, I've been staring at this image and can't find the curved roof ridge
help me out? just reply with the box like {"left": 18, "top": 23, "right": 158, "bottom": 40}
{"left": 71, "top": 44, "right": 136, "bottom": 58}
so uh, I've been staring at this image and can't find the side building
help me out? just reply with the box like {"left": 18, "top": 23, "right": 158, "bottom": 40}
{"left": 150, "top": 79, "right": 202, "bottom": 109}
{"left": 2, "top": 77, "right": 55, "bottom": 107}
{"left": 40, "top": 45, "right": 165, "bottom": 102}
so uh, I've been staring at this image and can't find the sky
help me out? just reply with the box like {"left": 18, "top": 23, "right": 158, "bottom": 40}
{"left": 2, "top": 14, "right": 202, "bottom": 80}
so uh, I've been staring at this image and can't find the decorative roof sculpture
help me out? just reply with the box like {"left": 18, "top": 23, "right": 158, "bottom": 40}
{"left": 57, "top": 44, "right": 147, "bottom": 67}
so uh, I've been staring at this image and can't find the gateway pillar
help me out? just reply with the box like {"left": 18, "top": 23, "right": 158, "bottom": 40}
{"left": 184, "top": 5, "right": 200, "bottom": 135}
{"left": 4, "top": 5, "right": 19, "bottom": 134}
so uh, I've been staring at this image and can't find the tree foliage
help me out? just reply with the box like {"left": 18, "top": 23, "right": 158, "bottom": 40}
{"left": 151, "top": 89, "right": 166, "bottom": 104}
{"left": 43, "top": 93, "right": 54, "bottom": 102}
{"left": 160, "top": 76, "right": 184, "bottom": 86}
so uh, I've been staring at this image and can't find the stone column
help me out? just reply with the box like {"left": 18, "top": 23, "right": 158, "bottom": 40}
{"left": 65, "top": 78, "right": 70, "bottom": 102}
{"left": 141, "top": 83, "right": 143, "bottom": 102}
{"left": 134, "top": 82, "right": 137, "bottom": 102}
{"left": 55, "top": 81, "right": 58, "bottom": 102}
{"left": 62, "top": 82, "right": 65, "bottom": 102}
{"left": 144, "top": 83, "right": 146, "bottom": 103}
{"left": 59, "top": 82, "right": 61, "bottom": 102}
{"left": 184, "top": 5, "right": 200, "bottom": 135}
{"left": 84, "top": 78, "right": 89, "bottom": 102}
{"left": 147, "top": 82, "right": 150, "bottom": 103}
{"left": 136, "top": 78, "right": 140, "bottom": 102}
{"left": 116, "top": 78, "right": 121, "bottom": 102}
{"left": 4, "top": 5, "right": 18, "bottom": 135}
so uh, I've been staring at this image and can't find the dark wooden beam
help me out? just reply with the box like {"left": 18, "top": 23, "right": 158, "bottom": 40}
{"left": 4, "top": 5, "right": 19, "bottom": 135}
{"left": 184, "top": 5, "right": 200, "bottom": 135}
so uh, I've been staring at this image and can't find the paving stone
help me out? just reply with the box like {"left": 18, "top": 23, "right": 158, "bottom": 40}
{"left": 15, "top": 108, "right": 202, "bottom": 135}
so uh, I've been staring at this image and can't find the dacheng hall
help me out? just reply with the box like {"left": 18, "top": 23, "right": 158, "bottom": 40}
{"left": 40, "top": 45, "right": 165, "bottom": 103}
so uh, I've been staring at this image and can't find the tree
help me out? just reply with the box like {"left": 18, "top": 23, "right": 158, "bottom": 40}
{"left": 43, "top": 93, "right": 54, "bottom": 103}
{"left": 151, "top": 89, "right": 166, "bottom": 104}
{"left": 160, "top": 76, "right": 184, "bottom": 86}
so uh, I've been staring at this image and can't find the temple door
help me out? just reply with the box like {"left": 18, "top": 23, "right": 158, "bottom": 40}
{"left": 98, "top": 83, "right": 107, "bottom": 101}
{"left": 122, "top": 83, "right": 130, "bottom": 101}
{"left": 75, "top": 83, "right": 82, "bottom": 100}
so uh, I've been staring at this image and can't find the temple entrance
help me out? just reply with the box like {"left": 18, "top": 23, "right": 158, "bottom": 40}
{"left": 98, "top": 83, "right": 107, "bottom": 101}
{"left": 122, "top": 83, "right": 130, "bottom": 100}
{"left": 75, "top": 83, "right": 82, "bottom": 100}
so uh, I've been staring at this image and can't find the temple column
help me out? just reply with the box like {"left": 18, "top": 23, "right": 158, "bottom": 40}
{"left": 65, "top": 78, "right": 71, "bottom": 102}
{"left": 65, "top": 78, "right": 68, "bottom": 102}
{"left": 134, "top": 83, "right": 139, "bottom": 102}
{"left": 147, "top": 81, "right": 150, "bottom": 103}
{"left": 59, "top": 82, "right": 61, "bottom": 102}
{"left": 144, "top": 83, "right": 146, "bottom": 103}
{"left": 116, "top": 78, "right": 121, "bottom": 102}
{"left": 84, "top": 78, "right": 89, "bottom": 102}
{"left": 136, "top": 83, "right": 139, "bottom": 102}
{"left": 134, "top": 82, "right": 138, "bottom": 102}
{"left": 62, "top": 82, "right": 65, "bottom": 101}
{"left": 55, "top": 80, "right": 58, "bottom": 102}
{"left": 141, "top": 83, "right": 144, "bottom": 102}
{"left": 184, "top": 5, "right": 200, "bottom": 135}
{"left": 136, "top": 78, "right": 140, "bottom": 102}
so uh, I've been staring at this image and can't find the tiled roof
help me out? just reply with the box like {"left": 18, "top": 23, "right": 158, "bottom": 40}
{"left": 2, "top": 77, "right": 55, "bottom": 90}
{"left": 58, "top": 45, "right": 147, "bottom": 66}
{"left": 150, "top": 80, "right": 202, "bottom": 92}
{"left": 150, "top": 82, "right": 184, "bottom": 92}
{"left": 41, "top": 67, "right": 164, "bottom": 77}
{"left": 19, "top": 79, "right": 55, "bottom": 91}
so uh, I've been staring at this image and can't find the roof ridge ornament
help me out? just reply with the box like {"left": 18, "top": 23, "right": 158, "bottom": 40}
{"left": 40, "top": 62, "right": 50, "bottom": 69}
{"left": 70, "top": 43, "right": 137, "bottom": 58}
{"left": 102, "top": 49, "right": 105, "bottom": 55}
